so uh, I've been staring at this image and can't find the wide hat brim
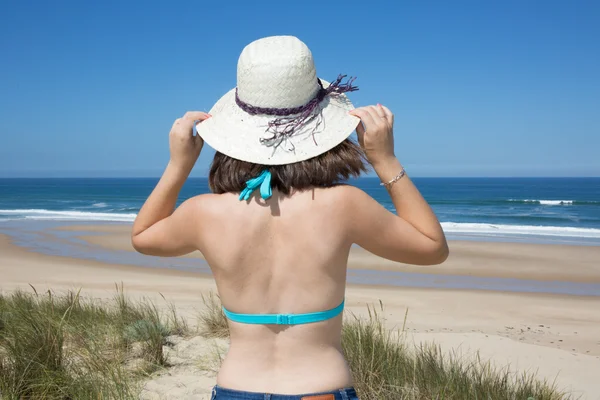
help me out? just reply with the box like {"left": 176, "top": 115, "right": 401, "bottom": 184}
{"left": 195, "top": 79, "right": 361, "bottom": 165}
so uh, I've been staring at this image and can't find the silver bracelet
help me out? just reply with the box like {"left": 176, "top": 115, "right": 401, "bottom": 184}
{"left": 380, "top": 168, "right": 406, "bottom": 189}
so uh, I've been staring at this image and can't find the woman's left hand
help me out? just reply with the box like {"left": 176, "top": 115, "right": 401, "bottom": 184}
{"left": 168, "top": 111, "right": 211, "bottom": 172}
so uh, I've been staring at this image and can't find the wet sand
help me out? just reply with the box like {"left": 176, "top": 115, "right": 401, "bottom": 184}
{"left": 57, "top": 223, "right": 600, "bottom": 283}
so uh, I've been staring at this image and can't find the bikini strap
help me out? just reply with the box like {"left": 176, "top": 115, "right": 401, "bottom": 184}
{"left": 223, "top": 300, "right": 345, "bottom": 325}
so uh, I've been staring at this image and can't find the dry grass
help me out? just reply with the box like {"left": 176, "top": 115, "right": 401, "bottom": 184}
{"left": 197, "top": 292, "right": 229, "bottom": 339}
{"left": 341, "top": 303, "right": 571, "bottom": 400}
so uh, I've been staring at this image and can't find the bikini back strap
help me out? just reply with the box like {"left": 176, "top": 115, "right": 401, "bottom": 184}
{"left": 222, "top": 300, "right": 345, "bottom": 325}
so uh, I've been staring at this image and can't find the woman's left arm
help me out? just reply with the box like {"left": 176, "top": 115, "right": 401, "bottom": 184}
{"left": 131, "top": 111, "right": 210, "bottom": 256}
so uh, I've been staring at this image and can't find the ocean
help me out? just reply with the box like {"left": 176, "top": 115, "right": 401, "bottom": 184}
{"left": 1, "top": 177, "right": 600, "bottom": 245}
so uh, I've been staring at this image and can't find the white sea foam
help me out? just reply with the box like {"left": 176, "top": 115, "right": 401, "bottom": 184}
{"left": 441, "top": 222, "right": 600, "bottom": 238}
{"left": 92, "top": 202, "right": 108, "bottom": 208}
{"left": 0, "top": 209, "right": 136, "bottom": 222}
{"left": 509, "top": 199, "right": 574, "bottom": 205}
{"left": 2, "top": 209, "right": 600, "bottom": 239}
{"left": 539, "top": 200, "right": 573, "bottom": 205}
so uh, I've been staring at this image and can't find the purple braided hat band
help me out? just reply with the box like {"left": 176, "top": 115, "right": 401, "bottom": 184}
{"left": 234, "top": 74, "right": 358, "bottom": 149}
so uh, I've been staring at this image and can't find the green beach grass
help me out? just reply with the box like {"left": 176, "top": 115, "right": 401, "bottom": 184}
{"left": 0, "top": 285, "right": 180, "bottom": 399}
{"left": 0, "top": 287, "right": 572, "bottom": 399}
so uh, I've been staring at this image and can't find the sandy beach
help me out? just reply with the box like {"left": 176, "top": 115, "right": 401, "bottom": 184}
{"left": 1, "top": 224, "right": 600, "bottom": 399}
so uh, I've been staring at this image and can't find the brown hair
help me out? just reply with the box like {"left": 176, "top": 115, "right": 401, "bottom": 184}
{"left": 209, "top": 138, "right": 369, "bottom": 195}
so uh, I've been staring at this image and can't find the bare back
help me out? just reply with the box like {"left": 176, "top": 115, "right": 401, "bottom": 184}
{"left": 196, "top": 186, "right": 354, "bottom": 394}
{"left": 132, "top": 107, "right": 448, "bottom": 395}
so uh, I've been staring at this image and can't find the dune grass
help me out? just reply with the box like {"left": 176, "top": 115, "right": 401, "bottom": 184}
{"left": 198, "top": 296, "right": 572, "bottom": 400}
{"left": 197, "top": 292, "right": 229, "bottom": 339}
{"left": 0, "top": 288, "right": 573, "bottom": 399}
{"left": 341, "top": 303, "right": 571, "bottom": 400}
{"left": 0, "top": 284, "right": 187, "bottom": 399}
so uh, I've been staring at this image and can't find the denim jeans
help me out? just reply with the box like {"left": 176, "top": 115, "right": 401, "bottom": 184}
{"left": 211, "top": 385, "right": 359, "bottom": 400}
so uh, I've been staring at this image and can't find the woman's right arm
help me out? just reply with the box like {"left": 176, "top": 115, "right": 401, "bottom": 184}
{"left": 347, "top": 105, "right": 449, "bottom": 265}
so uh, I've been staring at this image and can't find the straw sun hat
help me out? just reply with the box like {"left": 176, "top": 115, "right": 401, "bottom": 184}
{"left": 195, "top": 36, "right": 361, "bottom": 165}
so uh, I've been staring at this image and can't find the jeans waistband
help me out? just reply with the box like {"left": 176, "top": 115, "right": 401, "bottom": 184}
{"left": 212, "top": 385, "right": 358, "bottom": 400}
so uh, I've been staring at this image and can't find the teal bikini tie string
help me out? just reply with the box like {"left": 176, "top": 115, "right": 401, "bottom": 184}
{"left": 239, "top": 170, "right": 272, "bottom": 201}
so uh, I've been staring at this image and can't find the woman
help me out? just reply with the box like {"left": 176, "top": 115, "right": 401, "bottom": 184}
{"left": 132, "top": 36, "right": 448, "bottom": 400}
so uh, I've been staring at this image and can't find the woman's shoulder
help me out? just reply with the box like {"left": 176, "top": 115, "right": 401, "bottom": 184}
{"left": 312, "top": 184, "right": 373, "bottom": 210}
{"left": 185, "top": 192, "right": 239, "bottom": 217}
{"left": 322, "top": 184, "right": 371, "bottom": 201}
{"left": 330, "top": 184, "right": 367, "bottom": 195}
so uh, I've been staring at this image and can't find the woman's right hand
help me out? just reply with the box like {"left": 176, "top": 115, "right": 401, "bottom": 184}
{"left": 348, "top": 105, "right": 448, "bottom": 266}
{"left": 349, "top": 104, "right": 396, "bottom": 167}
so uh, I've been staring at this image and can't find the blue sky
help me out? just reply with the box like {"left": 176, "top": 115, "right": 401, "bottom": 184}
{"left": 1, "top": 0, "right": 599, "bottom": 178}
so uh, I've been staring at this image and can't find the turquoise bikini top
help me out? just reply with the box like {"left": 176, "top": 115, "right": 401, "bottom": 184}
{"left": 233, "top": 171, "right": 344, "bottom": 325}
{"left": 223, "top": 300, "right": 345, "bottom": 325}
